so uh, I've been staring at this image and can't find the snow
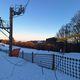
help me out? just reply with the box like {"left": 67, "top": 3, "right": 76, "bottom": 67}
{"left": 0, "top": 52, "right": 43, "bottom": 80}
{"left": 0, "top": 51, "right": 77, "bottom": 80}
{"left": 0, "top": 43, "right": 80, "bottom": 80}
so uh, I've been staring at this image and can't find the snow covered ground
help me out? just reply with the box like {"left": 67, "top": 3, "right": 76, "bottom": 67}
{"left": 0, "top": 52, "right": 48, "bottom": 80}
{"left": 0, "top": 43, "right": 80, "bottom": 80}
{"left": 0, "top": 51, "right": 79, "bottom": 80}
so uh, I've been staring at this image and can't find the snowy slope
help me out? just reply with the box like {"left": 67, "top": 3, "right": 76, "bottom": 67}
{"left": 0, "top": 51, "right": 78, "bottom": 80}
{"left": 0, "top": 52, "right": 43, "bottom": 80}
{"left": 0, "top": 43, "right": 80, "bottom": 80}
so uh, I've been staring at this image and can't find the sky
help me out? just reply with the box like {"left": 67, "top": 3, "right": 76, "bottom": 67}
{"left": 0, "top": 0, "right": 80, "bottom": 41}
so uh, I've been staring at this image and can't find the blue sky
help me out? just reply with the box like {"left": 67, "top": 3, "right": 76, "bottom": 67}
{"left": 0, "top": 0, "right": 80, "bottom": 41}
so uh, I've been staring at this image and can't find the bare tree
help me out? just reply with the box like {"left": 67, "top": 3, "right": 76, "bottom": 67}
{"left": 71, "top": 11, "right": 80, "bottom": 43}
{"left": 56, "top": 10, "right": 80, "bottom": 43}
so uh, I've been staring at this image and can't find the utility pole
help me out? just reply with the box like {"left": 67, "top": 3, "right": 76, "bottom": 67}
{"left": 9, "top": 7, "right": 13, "bottom": 56}
{"left": 9, "top": 5, "right": 26, "bottom": 56}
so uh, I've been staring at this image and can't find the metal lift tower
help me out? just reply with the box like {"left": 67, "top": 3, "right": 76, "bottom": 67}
{"left": 0, "top": 0, "right": 30, "bottom": 56}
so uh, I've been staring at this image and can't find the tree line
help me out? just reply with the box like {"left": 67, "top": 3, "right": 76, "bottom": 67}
{"left": 1, "top": 39, "right": 54, "bottom": 51}
{"left": 56, "top": 11, "right": 80, "bottom": 43}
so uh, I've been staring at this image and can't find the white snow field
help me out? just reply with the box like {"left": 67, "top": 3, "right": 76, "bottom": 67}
{"left": 0, "top": 51, "right": 78, "bottom": 80}
{"left": 0, "top": 43, "right": 80, "bottom": 80}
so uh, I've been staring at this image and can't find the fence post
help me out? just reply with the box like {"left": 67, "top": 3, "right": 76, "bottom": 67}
{"left": 52, "top": 54, "right": 55, "bottom": 70}
{"left": 32, "top": 52, "right": 34, "bottom": 63}
{"left": 22, "top": 51, "right": 24, "bottom": 58}
{"left": 79, "top": 60, "right": 80, "bottom": 79}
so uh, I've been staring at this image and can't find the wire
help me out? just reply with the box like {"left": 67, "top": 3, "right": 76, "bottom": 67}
{"left": 0, "top": 29, "right": 9, "bottom": 38}
{"left": 24, "top": 0, "right": 31, "bottom": 12}
{"left": 25, "top": 0, "right": 30, "bottom": 9}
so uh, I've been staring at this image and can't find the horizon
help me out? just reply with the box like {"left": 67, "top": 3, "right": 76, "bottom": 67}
{"left": 0, "top": 0, "right": 80, "bottom": 41}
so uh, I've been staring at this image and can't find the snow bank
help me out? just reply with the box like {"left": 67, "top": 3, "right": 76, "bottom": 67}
{"left": 0, "top": 52, "right": 43, "bottom": 80}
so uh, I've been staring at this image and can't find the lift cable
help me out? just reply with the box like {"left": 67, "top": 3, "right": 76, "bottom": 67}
{"left": 0, "top": 29, "right": 9, "bottom": 38}
{"left": 0, "top": 19, "right": 10, "bottom": 33}
{"left": 24, "top": 0, "right": 31, "bottom": 13}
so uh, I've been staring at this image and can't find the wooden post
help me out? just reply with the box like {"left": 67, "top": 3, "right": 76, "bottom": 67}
{"left": 22, "top": 51, "right": 24, "bottom": 58}
{"left": 52, "top": 54, "right": 55, "bottom": 70}
{"left": 32, "top": 52, "right": 34, "bottom": 63}
{"left": 9, "top": 7, "right": 13, "bottom": 56}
